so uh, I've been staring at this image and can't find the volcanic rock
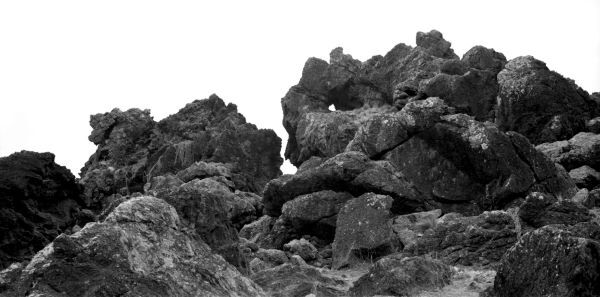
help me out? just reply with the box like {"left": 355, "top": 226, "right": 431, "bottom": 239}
{"left": 0, "top": 151, "right": 84, "bottom": 269}
{"left": 81, "top": 94, "right": 282, "bottom": 211}
{"left": 496, "top": 56, "right": 598, "bottom": 144}
{"left": 0, "top": 196, "right": 265, "bottom": 297}
{"left": 489, "top": 224, "right": 600, "bottom": 297}
{"left": 349, "top": 255, "right": 452, "bottom": 297}
{"left": 537, "top": 132, "right": 600, "bottom": 171}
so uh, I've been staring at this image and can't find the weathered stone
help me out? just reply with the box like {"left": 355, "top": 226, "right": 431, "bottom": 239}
{"left": 263, "top": 151, "right": 420, "bottom": 217}
{"left": 283, "top": 238, "right": 318, "bottom": 261}
{"left": 416, "top": 30, "right": 459, "bottom": 59}
{"left": 569, "top": 165, "right": 600, "bottom": 189}
{"left": 490, "top": 225, "right": 600, "bottom": 297}
{"left": 0, "top": 196, "right": 265, "bottom": 297}
{"left": 587, "top": 117, "right": 600, "bottom": 133}
{"left": 0, "top": 151, "right": 84, "bottom": 269}
{"left": 332, "top": 193, "right": 398, "bottom": 269}
{"left": 81, "top": 95, "right": 282, "bottom": 210}
{"left": 281, "top": 190, "right": 354, "bottom": 239}
{"left": 256, "top": 248, "right": 289, "bottom": 266}
{"left": 496, "top": 56, "right": 598, "bottom": 144}
{"left": 407, "top": 211, "right": 519, "bottom": 266}
{"left": 350, "top": 255, "right": 452, "bottom": 297}
{"left": 251, "top": 264, "right": 349, "bottom": 297}
{"left": 461, "top": 45, "right": 507, "bottom": 74}
{"left": 518, "top": 192, "right": 592, "bottom": 228}
{"left": 537, "top": 132, "right": 600, "bottom": 171}
{"left": 391, "top": 209, "right": 442, "bottom": 250}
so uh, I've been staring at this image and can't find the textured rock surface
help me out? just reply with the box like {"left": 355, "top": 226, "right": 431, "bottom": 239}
{"left": 0, "top": 151, "right": 84, "bottom": 269}
{"left": 81, "top": 94, "right": 282, "bottom": 210}
{"left": 0, "top": 196, "right": 265, "bottom": 297}
{"left": 391, "top": 209, "right": 442, "bottom": 250}
{"left": 496, "top": 56, "right": 598, "bottom": 144}
{"left": 251, "top": 263, "right": 349, "bottom": 297}
{"left": 350, "top": 255, "right": 452, "bottom": 297}
{"left": 489, "top": 224, "right": 600, "bottom": 297}
{"left": 569, "top": 165, "right": 600, "bottom": 189}
{"left": 407, "top": 211, "right": 519, "bottom": 266}
{"left": 537, "top": 132, "right": 600, "bottom": 171}
{"left": 518, "top": 192, "right": 592, "bottom": 228}
{"left": 284, "top": 238, "right": 318, "bottom": 261}
{"left": 332, "top": 193, "right": 398, "bottom": 269}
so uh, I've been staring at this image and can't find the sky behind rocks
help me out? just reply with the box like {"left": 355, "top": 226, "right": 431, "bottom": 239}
{"left": 1, "top": 0, "right": 599, "bottom": 176}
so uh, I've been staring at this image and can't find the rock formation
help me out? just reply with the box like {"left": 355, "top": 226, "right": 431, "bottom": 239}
{"left": 0, "top": 151, "right": 86, "bottom": 269}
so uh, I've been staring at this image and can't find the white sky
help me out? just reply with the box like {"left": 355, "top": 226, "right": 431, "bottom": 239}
{"left": 1, "top": 0, "right": 599, "bottom": 176}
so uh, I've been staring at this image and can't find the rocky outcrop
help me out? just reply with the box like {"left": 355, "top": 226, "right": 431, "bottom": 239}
{"left": 496, "top": 56, "right": 598, "bottom": 144}
{"left": 349, "top": 255, "right": 452, "bottom": 297}
{"left": 283, "top": 30, "right": 510, "bottom": 167}
{"left": 517, "top": 192, "right": 592, "bottom": 228}
{"left": 81, "top": 94, "right": 282, "bottom": 211}
{"left": 0, "top": 151, "right": 85, "bottom": 269}
{"left": 0, "top": 196, "right": 265, "bottom": 297}
{"left": 489, "top": 224, "right": 600, "bottom": 297}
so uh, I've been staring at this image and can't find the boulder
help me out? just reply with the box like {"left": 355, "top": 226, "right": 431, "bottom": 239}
{"left": 349, "top": 255, "right": 452, "bottom": 297}
{"left": 283, "top": 238, "right": 318, "bottom": 261}
{"left": 461, "top": 45, "right": 507, "bottom": 74}
{"left": 587, "top": 117, "right": 600, "bottom": 133}
{"left": 391, "top": 209, "right": 442, "bottom": 250}
{"left": 239, "top": 216, "right": 296, "bottom": 250}
{"left": 0, "top": 196, "right": 265, "bottom": 297}
{"left": 0, "top": 151, "right": 84, "bottom": 269}
{"left": 569, "top": 165, "right": 600, "bottom": 189}
{"left": 255, "top": 248, "right": 289, "bottom": 265}
{"left": 496, "top": 56, "right": 598, "bottom": 144}
{"left": 331, "top": 193, "right": 399, "bottom": 269}
{"left": 251, "top": 264, "right": 349, "bottom": 297}
{"left": 407, "top": 211, "right": 519, "bottom": 266}
{"left": 518, "top": 192, "right": 592, "bottom": 228}
{"left": 537, "top": 132, "right": 600, "bottom": 171}
{"left": 280, "top": 190, "right": 354, "bottom": 239}
{"left": 263, "top": 151, "right": 420, "bottom": 217}
{"left": 489, "top": 224, "right": 600, "bottom": 297}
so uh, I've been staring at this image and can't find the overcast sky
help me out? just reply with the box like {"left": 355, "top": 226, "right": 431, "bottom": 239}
{"left": 1, "top": 0, "right": 599, "bottom": 176}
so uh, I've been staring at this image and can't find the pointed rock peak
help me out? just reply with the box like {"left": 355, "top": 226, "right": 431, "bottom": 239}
{"left": 416, "top": 29, "right": 458, "bottom": 59}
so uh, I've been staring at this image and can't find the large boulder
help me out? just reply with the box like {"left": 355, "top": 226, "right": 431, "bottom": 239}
{"left": 569, "top": 165, "right": 600, "bottom": 189}
{"left": 496, "top": 56, "right": 598, "bottom": 144}
{"left": 349, "top": 255, "right": 452, "bottom": 297}
{"left": 0, "top": 151, "right": 84, "bottom": 269}
{"left": 0, "top": 196, "right": 265, "bottom": 297}
{"left": 518, "top": 192, "right": 592, "bottom": 228}
{"left": 81, "top": 94, "right": 282, "bottom": 211}
{"left": 331, "top": 193, "right": 398, "bottom": 269}
{"left": 489, "top": 224, "right": 600, "bottom": 297}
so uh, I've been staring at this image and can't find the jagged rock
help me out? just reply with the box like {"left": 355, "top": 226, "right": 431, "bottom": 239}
{"left": 496, "top": 56, "right": 598, "bottom": 144}
{"left": 407, "top": 211, "right": 519, "bottom": 266}
{"left": 281, "top": 190, "right": 354, "bottom": 239}
{"left": 263, "top": 151, "right": 420, "bottom": 217}
{"left": 81, "top": 95, "right": 282, "bottom": 211}
{"left": 0, "top": 196, "right": 265, "bottom": 297}
{"left": 518, "top": 192, "right": 592, "bottom": 228}
{"left": 250, "top": 264, "right": 349, "bottom": 297}
{"left": 0, "top": 151, "right": 84, "bottom": 269}
{"left": 391, "top": 209, "right": 442, "bottom": 250}
{"left": 248, "top": 258, "right": 271, "bottom": 275}
{"left": 537, "top": 132, "right": 600, "bottom": 171}
{"left": 349, "top": 255, "right": 452, "bottom": 297}
{"left": 586, "top": 117, "right": 600, "bottom": 133}
{"left": 489, "top": 224, "right": 600, "bottom": 297}
{"left": 283, "top": 239, "right": 318, "bottom": 261}
{"left": 572, "top": 188, "right": 594, "bottom": 208}
{"left": 569, "top": 165, "right": 600, "bottom": 189}
{"left": 332, "top": 193, "right": 399, "bottom": 269}
{"left": 416, "top": 30, "right": 458, "bottom": 59}
{"left": 461, "top": 45, "right": 507, "bottom": 74}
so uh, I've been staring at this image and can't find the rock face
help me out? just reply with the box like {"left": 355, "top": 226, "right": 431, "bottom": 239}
{"left": 489, "top": 224, "right": 600, "bottom": 297}
{"left": 496, "top": 56, "right": 598, "bottom": 144}
{"left": 0, "top": 196, "right": 265, "bottom": 297}
{"left": 81, "top": 94, "right": 282, "bottom": 211}
{"left": 0, "top": 151, "right": 84, "bottom": 269}
{"left": 350, "top": 255, "right": 452, "bottom": 297}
